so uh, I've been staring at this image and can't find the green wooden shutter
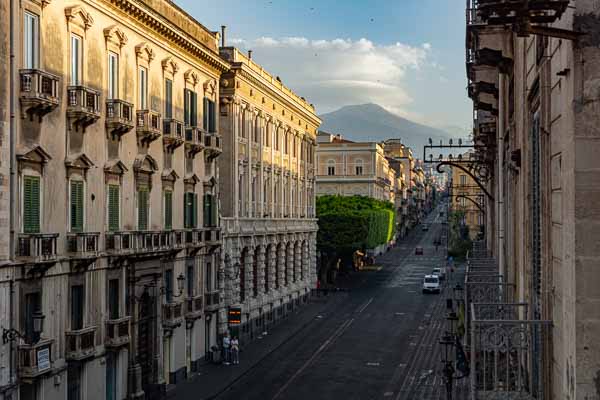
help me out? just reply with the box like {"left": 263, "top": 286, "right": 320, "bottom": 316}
{"left": 210, "top": 195, "right": 218, "bottom": 227}
{"left": 108, "top": 185, "right": 120, "bottom": 232}
{"left": 138, "top": 188, "right": 148, "bottom": 230}
{"left": 192, "top": 193, "right": 198, "bottom": 228}
{"left": 184, "top": 89, "right": 190, "bottom": 126}
{"left": 183, "top": 192, "right": 189, "bottom": 229}
{"left": 191, "top": 92, "right": 198, "bottom": 126}
{"left": 164, "top": 191, "right": 173, "bottom": 230}
{"left": 203, "top": 194, "right": 210, "bottom": 228}
{"left": 203, "top": 97, "right": 209, "bottom": 131}
{"left": 23, "top": 175, "right": 40, "bottom": 233}
{"left": 70, "top": 180, "right": 84, "bottom": 232}
{"left": 208, "top": 100, "right": 216, "bottom": 133}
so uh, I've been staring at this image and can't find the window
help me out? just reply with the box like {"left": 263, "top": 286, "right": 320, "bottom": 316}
{"left": 203, "top": 98, "right": 216, "bottom": 132}
{"left": 71, "top": 285, "right": 84, "bottom": 330}
{"left": 108, "top": 279, "right": 119, "bottom": 320}
{"left": 187, "top": 263, "right": 194, "bottom": 297}
{"left": 327, "top": 161, "right": 335, "bottom": 176}
{"left": 253, "top": 120, "right": 259, "bottom": 143}
{"left": 22, "top": 175, "right": 40, "bottom": 233}
{"left": 460, "top": 174, "right": 467, "bottom": 185}
{"left": 70, "top": 34, "right": 82, "bottom": 85}
{"left": 24, "top": 292, "right": 41, "bottom": 344}
{"left": 107, "top": 185, "right": 120, "bottom": 232}
{"left": 184, "top": 192, "right": 198, "bottom": 228}
{"left": 164, "top": 191, "right": 173, "bottom": 230}
{"left": 67, "top": 364, "right": 82, "bottom": 400}
{"left": 203, "top": 193, "right": 217, "bottom": 227}
{"left": 108, "top": 52, "right": 118, "bottom": 99}
{"left": 164, "top": 269, "right": 173, "bottom": 303}
{"left": 205, "top": 262, "right": 212, "bottom": 292}
{"left": 23, "top": 12, "right": 39, "bottom": 69}
{"left": 70, "top": 180, "right": 84, "bottom": 232}
{"left": 164, "top": 79, "right": 173, "bottom": 119}
{"left": 138, "top": 67, "right": 148, "bottom": 109}
{"left": 284, "top": 132, "right": 289, "bottom": 154}
{"left": 137, "top": 187, "right": 149, "bottom": 230}
{"left": 184, "top": 89, "right": 197, "bottom": 126}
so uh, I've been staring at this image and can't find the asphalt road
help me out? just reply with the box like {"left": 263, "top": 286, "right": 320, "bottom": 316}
{"left": 211, "top": 204, "right": 468, "bottom": 400}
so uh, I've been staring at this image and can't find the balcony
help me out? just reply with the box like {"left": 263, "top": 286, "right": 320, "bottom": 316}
{"left": 204, "top": 133, "right": 222, "bottom": 159}
{"left": 66, "top": 232, "right": 99, "bottom": 257}
{"left": 204, "top": 291, "right": 220, "bottom": 311}
{"left": 17, "top": 339, "right": 54, "bottom": 378}
{"left": 470, "top": 303, "right": 551, "bottom": 400}
{"left": 105, "top": 316, "right": 131, "bottom": 348}
{"left": 163, "top": 118, "right": 184, "bottom": 150}
{"left": 65, "top": 326, "right": 96, "bottom": 361}
{"left": 476, "top": 0, "right": 569, "bottom": 26}
{"left": 17, "top": 233, "right": 59, "bottom": 263}
{"left": 184, "top": 126, "right": 205, "bottom": 155}
{"left": 204, "top": 228, "right": 221, "bottom": 246}
{"left": 105, "top": 230, "right": 182, "bottom": 255}
{"left": 136, "top": 110, "right": 161, "bottom": 144}
{"left": 106, "top": 99, "right": 134, "bottom": 137}
{"left": 67, "top": 86, "right": 101, "bottom": 131}
{"left": 162, "top": 302, "right": 184, "bottom": 329}
{"left": 185, "top": 295, "right": 203, "bottom": 320}
{"left": 19, "top": 69, "right": 60, "bottom": 119}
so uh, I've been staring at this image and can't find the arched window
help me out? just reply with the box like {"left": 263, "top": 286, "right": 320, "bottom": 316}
{"left": 355, "top": 159, "right": 364, "bottom": 175}
{"left": 327, "top": 159, "right": 335, "bottom": 176}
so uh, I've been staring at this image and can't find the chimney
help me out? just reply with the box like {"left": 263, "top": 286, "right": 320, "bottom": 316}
{"left": 248, "top": 50, "right": 253, "bottom": 60}
{"left": 221, "top": 25, "right": 226, "bottom": 47}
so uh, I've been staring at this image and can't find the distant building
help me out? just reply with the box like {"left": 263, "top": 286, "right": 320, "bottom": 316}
{"left": 449, "top": 153, "right": 484, "bottom": 239}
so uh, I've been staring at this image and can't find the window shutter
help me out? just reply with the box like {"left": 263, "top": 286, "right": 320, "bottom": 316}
{"left": 164, "top": 191, "right": 173, "bottom": 230}
{"left": 138, "top": 188, "right": 148, "bottom": 230}
{"left": 211, "top": 195, "right": 218, "bottom": 227}
{"left": 203, "top": 97, "right": 209, "bottom": 131}
{"left": 209, "top": 100, "right": 216, "bottom": 133}
{"left": 108, "top": 185, "right": 120, "bottom": 232}
{"left": 203, "top": 194, "right": 210, "bottom": 228}
{"left": 191, "top": 92, "right": 198, "bottom": 126}
{"left": 184, "top": 192, "right": 189, "bottom": 229}
{"left": 192, "top": 193, "right": 198, "bottom": 228}
{"left": 23, "top": 176, "right": 40, "bottom": 233}
{"left": 184, "top": 89, "right": 190, "bottom": 126}
{"left": 70, "top": 180, "right": 84, "bottom": 232}
{"left": 165, "top": 79, "right": 173, "bottom": 119}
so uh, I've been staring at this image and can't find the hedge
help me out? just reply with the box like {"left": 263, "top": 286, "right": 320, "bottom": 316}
{"left": 316, "top": 195, "right": 396, "bottom": 260}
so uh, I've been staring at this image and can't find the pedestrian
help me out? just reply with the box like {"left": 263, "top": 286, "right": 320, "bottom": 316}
{"left": 231, "top": 337, "right": 240, "bottom": 365}
{"left": 222, "top": 333, "right": 231, "bottom": 365}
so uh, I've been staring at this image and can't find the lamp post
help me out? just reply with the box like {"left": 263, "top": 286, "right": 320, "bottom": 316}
{"left": 2, "top": 310, "right": 45, "bottom": 344}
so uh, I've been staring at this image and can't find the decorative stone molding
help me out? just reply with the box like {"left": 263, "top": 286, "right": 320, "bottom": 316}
{"left": 184, "top": 69, "right": 200, "bottom": 86}
{"left": 204, "top": 79, "right": 217, "bottom": 96}
{"left": 104, "top": 25, "right": 128, "bottom": 49}
{"left": 135, "top": 43, "right": 155, "bottom": 64}
{"left": 65, "top": 5, "right": 94, "bottom": 31}
{"left": 133, "top": 154, "right": 158, "bottom": 188}
{"left": 161, "top": 168, "right": 179, "bottom": 183}
{"left": 161, "top": 56, "right": 179, "bottom": 75}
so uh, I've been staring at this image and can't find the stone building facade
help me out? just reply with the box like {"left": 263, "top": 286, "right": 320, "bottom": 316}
{"left": 315, "top": 132, "right": 395, "bottom": 201}
{"left": 0, "top": 1, "right": 227, "bottom": 399}
{"left": 466, "top": 0, "right": 600, "bottom": 398}
{"left": 217, "top": 47, "right": 320, "bottom": 342}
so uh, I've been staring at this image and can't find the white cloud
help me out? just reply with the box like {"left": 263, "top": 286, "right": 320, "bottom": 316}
{"left": 230, "top": 36, "right": 431, "bottom": 117}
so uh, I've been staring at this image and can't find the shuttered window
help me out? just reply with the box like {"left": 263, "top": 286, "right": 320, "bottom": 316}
{"left": 203, "top": 193, "right": 218, "bottom": 227}
{"left": 137, "top": 187, "right": 149, "bottom": 230}
{"left": 203, "top": 98, "right": 209, "bottom": 131}
{"left": 203, "top": 194, "right": 210, "bottom": 228}
{"left": 208, "top": 100, "right": 216, "bottom": 133}
{"left": 164, "top": 191, "right": 173, "bottom": 230}
{"left": 165, "top": 79, "right": 173, "bottom": 119}
{"left": 23, "top": 175, "right": 40, "bottom": 233}
{"left": 70, "top": 180, "right": 84, "bottom": 232}
{"left": 184, "top": 192, "right": 197, "bottom": 229}
{"left": 107, "top": 185, "right": 120, "bottom": 232}
{"left": 184, "top": 89, "right": 198, "bottom": 126}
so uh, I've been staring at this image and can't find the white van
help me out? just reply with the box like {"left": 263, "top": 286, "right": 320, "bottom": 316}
{"left": 432, "top": 267, "right": 446, "bottom": 280}
{"left": 422, "top": 275, "right": 441, "bottom": 294}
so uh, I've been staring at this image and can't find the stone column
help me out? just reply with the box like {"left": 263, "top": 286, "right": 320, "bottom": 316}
{"left": 277, "top": 240, "right": 286, "bottom": 290}
{"left": 267, "top": 241, "right": 277, "bottom": 295}
{"left": 256, "top": 244, "right": 266, "bottom": 298}
{"left": 242, "top": 246, "right": 253, "bottom": 304}
{"left": 286, "top": 239, "right": 294, "bottom": 288}
{"left": 294, "top": 241, "right": 302, "bottom": 284}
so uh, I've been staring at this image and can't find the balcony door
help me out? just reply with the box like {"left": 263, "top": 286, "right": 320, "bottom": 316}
{"left": 138, "top": 290, "right": 158, "bottom": 389}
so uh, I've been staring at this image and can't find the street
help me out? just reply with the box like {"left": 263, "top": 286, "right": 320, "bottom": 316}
{"left": 174, "top": 205, "right": 467, "bottom": 400}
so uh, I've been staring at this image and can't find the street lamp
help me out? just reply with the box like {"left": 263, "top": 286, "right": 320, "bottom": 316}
{"left": 2, "top": 310, "right": 45, "bottom": 344}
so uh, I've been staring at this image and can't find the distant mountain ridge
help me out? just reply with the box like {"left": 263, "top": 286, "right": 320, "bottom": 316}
{"left": 318, "top": 103, "right": 453, "bottom": 154}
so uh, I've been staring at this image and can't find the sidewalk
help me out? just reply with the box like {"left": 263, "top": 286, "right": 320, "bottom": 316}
{"left": 168, "top": 293, "right": 345, "bottom": 400}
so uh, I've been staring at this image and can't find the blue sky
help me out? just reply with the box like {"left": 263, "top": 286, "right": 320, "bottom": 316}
{"left": 176, "top": 0, "right": 470, "bottom": 133}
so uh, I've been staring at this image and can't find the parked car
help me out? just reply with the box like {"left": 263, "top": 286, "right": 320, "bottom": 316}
{"left": 432, "top": 267, "right": 446, "bottom": 280}
{"left": 415, "top": 246, "right": 424, "bottom": 255}
{"left": 422, "top": 275, "right": 441, "bottom": 294}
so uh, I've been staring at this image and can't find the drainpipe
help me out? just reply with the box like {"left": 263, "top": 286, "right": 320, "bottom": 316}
{"left": 497, "top": 74, "right": 505, "bottom": 279}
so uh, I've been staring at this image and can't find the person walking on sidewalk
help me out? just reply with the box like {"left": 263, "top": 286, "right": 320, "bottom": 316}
{"left": 222, "top": 333, "right": 231, "bottom": 365}
{"left": 231, "top": 337, "right": 240, "bottom": 365}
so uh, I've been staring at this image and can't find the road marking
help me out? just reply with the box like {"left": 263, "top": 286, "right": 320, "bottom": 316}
{"left": 355, "top": 297, "right": 374, "bottom": 314}
{"left": 271, "top": 318, "right": 355, "bottom": 400}
{"left": 383, "top": 392, "right": 394, "bottom": 397}
{"left": 366, "top": 362, "right": 380, "bottom": 366}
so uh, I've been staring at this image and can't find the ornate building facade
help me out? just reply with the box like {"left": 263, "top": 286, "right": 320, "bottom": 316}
{"left": 217, "top": 47, "right": 320, "bottom": 342}
{"left": 0, "top": 1, "right": 227, "bottom": 399}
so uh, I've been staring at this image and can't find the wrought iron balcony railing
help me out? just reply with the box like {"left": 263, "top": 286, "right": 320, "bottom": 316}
{"left": 19, "top": 69, "right": 60, "bottom": 118}
{"left": 106, "top": 99, "right": 134, "bottom": 137}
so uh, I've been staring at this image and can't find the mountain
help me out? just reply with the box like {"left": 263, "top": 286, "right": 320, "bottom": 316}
{"left": 318, "top": 104, "right": 453, "bottom": 155}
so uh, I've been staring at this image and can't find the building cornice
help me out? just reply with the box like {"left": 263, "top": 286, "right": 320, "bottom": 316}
{"left": 101, "top": 0, "right": 230, "bottom": 73}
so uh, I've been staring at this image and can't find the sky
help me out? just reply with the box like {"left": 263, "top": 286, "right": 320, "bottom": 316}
{"left": 175, "top": 0, "right": 471, "bottom": 134}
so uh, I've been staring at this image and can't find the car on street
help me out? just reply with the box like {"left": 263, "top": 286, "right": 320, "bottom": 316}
{"left": 415, "top": 246, "right": 424, "bottom": 255}
{"left": 432, "top": 267, "right": 446, "bottom": 280}
{"left": 422, "top": 275, "right": 441, "bottom": 294}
